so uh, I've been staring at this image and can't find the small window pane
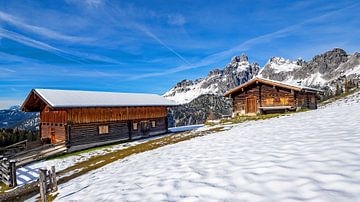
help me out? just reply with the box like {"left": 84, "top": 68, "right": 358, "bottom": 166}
{"left": 133, "top": 123, "right": 138, "bottom": 130}
{"left": 151, "top": 121, "right": 156, "bottom": 128}
{"left": 99, "top": 125, "right": 109, "bottom": 134}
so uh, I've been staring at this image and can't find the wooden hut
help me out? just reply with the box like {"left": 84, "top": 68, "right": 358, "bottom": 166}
{"left": 224, "top": 77, "right": 323, "bottom": 116}
{"left": 21, "top": 89, "right": 177, "bottom": 151}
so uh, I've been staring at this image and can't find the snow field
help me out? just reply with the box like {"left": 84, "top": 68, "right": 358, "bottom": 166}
{"left": 50, "top": 92, "right": 360, "bottom": 201}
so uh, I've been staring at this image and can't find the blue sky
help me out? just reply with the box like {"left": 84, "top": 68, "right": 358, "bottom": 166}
{"left": 0, "top": 0, "right": 359, "bottom": 109}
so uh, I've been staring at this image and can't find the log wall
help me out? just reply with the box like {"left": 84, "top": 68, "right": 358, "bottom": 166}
{"left": 69, "top": 121, "right": 130, "bottom": 146}
{"left": 259, "top": 85, "right": 295, "bottom": 107}
{"left": 231, "top": 83, "right": 317, "bottom": 115}
{"left": 130, "top": 118, "right": 167, "bottom": 139}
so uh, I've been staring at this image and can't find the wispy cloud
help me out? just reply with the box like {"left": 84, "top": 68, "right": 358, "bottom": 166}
{"left": 167, "top": 14, "right": 186, "bottom": 26}
{"left": 0, "top": 67, "right": 16, "bottom": 73}
{"left": 0, "top": 27, "right": 125, "bottom": 65}
{"left": 103, "top": 2, "right": 191, "bottom": 65}
{"left": 130, "top": 2, "right": 359, "bottom": 80}
{"left": 0, "top": 11, "right": 92, "bottom": 43}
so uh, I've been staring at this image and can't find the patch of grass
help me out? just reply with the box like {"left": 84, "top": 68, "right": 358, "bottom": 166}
{"left": 204, "top": 122, "right": 216, "bottom": 126}
{"left": 320, "top": 89, "right": 360, "bottom": 105}
{"left": 219, "top": 113, "right": 283, "bottom": 124}
{"left": 0, "top": 182, "right": 11, "bottom": 193}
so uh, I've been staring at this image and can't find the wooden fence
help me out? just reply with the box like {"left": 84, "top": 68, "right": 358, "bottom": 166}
{"left": 0, "top": 156, "right": 17, "bottom": 187}
{"left": 0, "top": 140, "right": 28, "bottom": 157}
{"left": 38, "top": 166, "right": 58, "bottom": 202}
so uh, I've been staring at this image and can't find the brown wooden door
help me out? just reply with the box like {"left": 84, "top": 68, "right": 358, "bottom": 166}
{"left": 50, "top": 128, "right": 56, "bottom": 144}
{"left": 246, "top": 97, "right": 257, "bottom": 114}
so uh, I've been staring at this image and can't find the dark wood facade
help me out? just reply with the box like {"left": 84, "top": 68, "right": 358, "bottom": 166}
{"left": 225, "top": 78, "right": 322, "bottom": 116}
{"left": 21, "top": 89, "right": 174, "bottom": 150}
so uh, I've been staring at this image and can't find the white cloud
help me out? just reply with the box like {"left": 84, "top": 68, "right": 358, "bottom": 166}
{"left": 0, "top": 11, "right": 92, "bottom": 43}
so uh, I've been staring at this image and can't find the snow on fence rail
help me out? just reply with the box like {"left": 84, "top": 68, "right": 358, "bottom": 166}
{"left": 0, "top": 156, "right": 17, "bottom": 187}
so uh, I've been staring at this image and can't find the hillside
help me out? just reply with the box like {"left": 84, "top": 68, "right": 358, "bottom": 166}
{"left": 0, "top": 106, "right": 39, "bottom": 131}
{"left": 51, "top": 91, "right": 360, "bottom": 201}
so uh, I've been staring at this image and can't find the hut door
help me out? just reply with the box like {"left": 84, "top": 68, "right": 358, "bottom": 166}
{"left": 140, "top": 121, "right": 151, "bottom": 136}
{"left": 246, "top": 97, "right": 257, "bottom": 114}
{"left": 50, "top": 128, "right": 56, "bottom": 144}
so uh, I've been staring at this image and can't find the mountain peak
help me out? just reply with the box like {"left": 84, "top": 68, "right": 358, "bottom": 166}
{"left": 240, "top": 54, "right": 248, "bottom": 62}
{"left": 231, "top": 54, "right": 248, "bottom": 63}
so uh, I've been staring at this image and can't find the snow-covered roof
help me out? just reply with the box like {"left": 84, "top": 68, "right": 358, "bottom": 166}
{"left": 224, "top": 77, "right": 323, "bottom": 96}
{"left": 22, "top": 89, "right": 178, "bottom": 111}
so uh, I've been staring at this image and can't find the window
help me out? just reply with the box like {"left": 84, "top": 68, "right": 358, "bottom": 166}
{"left": 151, "top": 121, "right": 156, "bottom": 128}
{"left": 133, "top": 123, "right": 138, "bottom": 130}
{"left": 280, "top": 97, "right": 289, "bottom": 105}
{"left": 265, "top": 98, "right": 274, "bottom": 105}
{"left": 99, "top": 125, "right": 109, "bottom": 135}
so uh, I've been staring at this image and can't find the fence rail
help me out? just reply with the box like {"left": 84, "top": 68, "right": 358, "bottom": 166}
{"left": 0, "top": 156, "right": 17, "bottom": 187}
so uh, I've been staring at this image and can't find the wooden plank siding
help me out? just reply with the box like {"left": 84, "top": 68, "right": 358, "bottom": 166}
{"left": 39, "top": 106, "right": 169, "bottom": 148}
{"left": 231, "top": 82, "right": 317, "bottom": 116}
{"left": 69, "top": 121, "right": 129, "bottom": 146}
{"left": 130, "top": 118, "right": 167, "bottom": 140}
{"left": 66, "top": 106, "right": 167, "bottom": 124}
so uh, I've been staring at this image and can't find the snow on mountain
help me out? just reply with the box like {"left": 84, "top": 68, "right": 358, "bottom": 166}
{"left": 165, "top": 48, "right": 360, "bottom": 105}
{"left": 261, "top": 48, "right": 360, "bottom": 87}
{"left": 52, "top": 91, "right": 360, "bottom": 201}
{"left": 163, "top": 54, "right": 259, "bottom": 104}
{"left": 265, "top": 57, "right": 302, "bottom": 73}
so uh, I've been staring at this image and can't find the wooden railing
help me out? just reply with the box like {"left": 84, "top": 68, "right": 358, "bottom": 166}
{"left": 0, "top": 156, "right": 17, "bottom": 187}
{"left": 0, "top": 140, "right": 28, "bottom": 157}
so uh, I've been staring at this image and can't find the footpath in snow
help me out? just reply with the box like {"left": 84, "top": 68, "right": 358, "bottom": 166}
{"left": 36, "top": 92, "right": 360, "bottom": 201}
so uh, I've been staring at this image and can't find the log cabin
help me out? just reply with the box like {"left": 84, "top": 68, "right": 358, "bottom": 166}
{"left": 224, "top": 77, "right": 323, "bottom": 116}
{"left": 21, "top": 89, "right": 177, "bottom": 151}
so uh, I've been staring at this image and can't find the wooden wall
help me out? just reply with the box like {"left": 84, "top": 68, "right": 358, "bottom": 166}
{"left": 40, "top": 106, "right": 67, "bottom": 142}
{"left": 131, "top": 118, "right": 167, "bottom": 139}
{"left": 231, "top": 83, "right": 317, "bottom": 115}
{"left": 68, "top": 117, "right": 167, "bottom": 147}
{"left": 69, "top": 121, "right": 129, "bottom": 146}
{"left": 41, "top": 124, "right": 66, "bottom": 143}
{"left": 259, "top": 85, "right": 295, "bottom": 107}
{"left": 296, "top": 92, "right": 317, "bottom": 109}
{"left": 66, "top": 106, "right": 167, "bottom": 124}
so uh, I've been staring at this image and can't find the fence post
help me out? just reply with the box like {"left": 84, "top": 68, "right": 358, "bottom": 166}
{"left": 39, "top": 168, "right": 47, "bottom": 202}
{"left": 0, "top": 156, "right": 3, "bottom": 183}
{"left": 9, "top": 160, "right": 16, "bottom": 187}
{"left": 50, "top": 166, "right": 58, "bottom": 192}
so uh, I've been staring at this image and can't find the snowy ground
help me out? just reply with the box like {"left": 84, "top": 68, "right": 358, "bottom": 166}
{"left": 48, "top": 92, "right": 360, "bottom": 202}
{"left": 16, "top": 125, "right": 200, "bottom": 187}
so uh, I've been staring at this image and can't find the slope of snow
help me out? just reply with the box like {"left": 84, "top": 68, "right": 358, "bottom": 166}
{"left": 282, "top": 72, "right": 328, "bottom": 87}
{"left": 16, "top": 125, "right": 199, "bottom": 187}
{"left": 51, "top": 92, "right": 360, "bottom": 201}
{"left": 163, "top": 79, "right": 218, "bottom": 104}
{"left": 345, "top": 64, "right": 360, "bottom": 76}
